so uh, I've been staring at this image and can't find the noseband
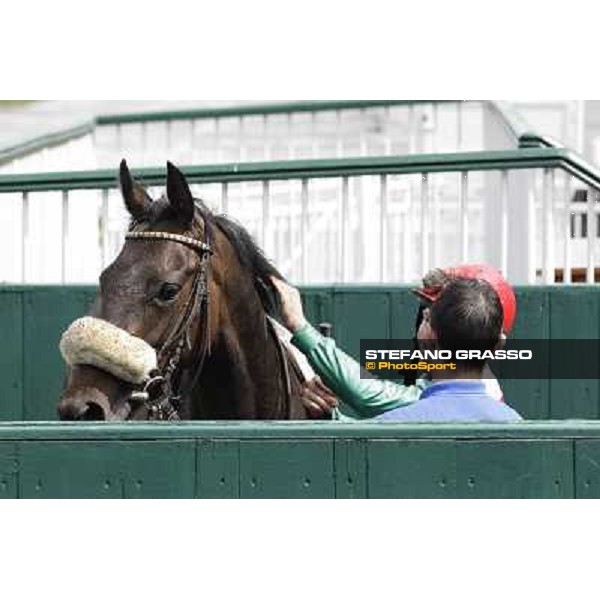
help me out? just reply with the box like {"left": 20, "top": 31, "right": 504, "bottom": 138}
{"left": 125, "top": 218, "right": 213, "bottom": 420}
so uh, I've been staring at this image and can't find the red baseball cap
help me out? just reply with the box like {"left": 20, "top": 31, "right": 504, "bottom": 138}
{"left": 413, "top": 264, "right": 517, "bottom": 333}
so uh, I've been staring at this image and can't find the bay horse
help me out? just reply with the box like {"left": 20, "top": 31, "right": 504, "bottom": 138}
{"left": 58, "top": 160, "right": 308, "bottom": 420}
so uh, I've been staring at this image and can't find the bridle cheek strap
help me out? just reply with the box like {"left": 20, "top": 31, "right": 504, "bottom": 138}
{"left": 124, "top": 225, "right": 213, "bottom": 420}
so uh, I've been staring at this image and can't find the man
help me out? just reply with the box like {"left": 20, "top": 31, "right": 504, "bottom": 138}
{"left": 272, "top": 263, "right": 519, "bottom": 421}
{"left": 408, "top": 264, "right": 517, "bottom": 403}
{"left": 376, "top": 278, "right": 521, "bottom": 422}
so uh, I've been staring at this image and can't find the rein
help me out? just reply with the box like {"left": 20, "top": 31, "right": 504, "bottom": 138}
{"left": 125, "top": 217, "right": 213, "bottom": 420}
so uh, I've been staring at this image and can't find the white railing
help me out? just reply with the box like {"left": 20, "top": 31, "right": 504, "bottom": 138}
{"left": 2, "top": 149, "right": 600, "bottom": 286}
{"left": 0, "top": 101, "right": 519, "bottom": 174}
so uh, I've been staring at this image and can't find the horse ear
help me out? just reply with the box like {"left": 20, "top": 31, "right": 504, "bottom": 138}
{"left": 119, "top": 159, "right": 152, "bottom": 220}
{"left": 166, "top": 161, "right": 194, "bottom": 225}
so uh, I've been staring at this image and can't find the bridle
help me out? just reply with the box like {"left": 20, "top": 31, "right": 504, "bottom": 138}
{"left": 124, "top": 216, "right": 213, "bottom": 420}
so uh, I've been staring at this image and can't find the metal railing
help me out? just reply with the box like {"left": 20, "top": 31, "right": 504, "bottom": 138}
{"left": 0, "top": 100, "right": 522, "bottom": 173}
{"left": 2, "top": 146, "right": 600, "bottom": 286}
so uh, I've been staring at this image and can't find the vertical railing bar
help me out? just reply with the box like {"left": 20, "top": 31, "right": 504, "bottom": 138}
{"left": 459, "top": 171, "right": 469, "bottom": 262}
{"left": 500, "top": 170, "right": 509, "bottom": 275}
{"left": 61, "top": 190, "right": 69, "bottom": 284}
{"left": 262, "top": 180, "right": 270, "bottom": 254}
{"left": 188, "top": 119, "right": 195, "bottom": 163}
{"left": 336, "top": 109, "right": 343, "bottom": 158}
{"left": 341, "top": 177, "right": 350, "bottom": 283}
{"left": 166, "top": 120, "right": 172, "bottom": 156}
{"left": 403, "top": 185, "right": 413, "bottom": 282}
{"left": 563, "top": 173, "right": 572, "bottom": 284}
{"left": 220, "top": 182, "right": 229, "bottom": 215}
{"left": 21, "top": 191, "right": 29, "bottom": 284}
{"left": 301, "top": 179, "right": 309, "bottom": 283}
{"left": 420, "top": 173, "right": 430, "bottom": 274}
{"left": 527, "top": 178, "right": 537, "bottom": 284}
{"left": 140, "top": 122, "right": 147, "bottom": 166}
{"left": 359, "top": 108, "right": 367, "bottom": 157}
{"left": 311, "top": 112, "right": 318, "bottom": 158}
{"left": 263, "top": 114, "right": 271, "bottom": 161}
{"left": 238, "top": 116, "right": 245, "bottom": 162}
{"left": 431, "top": 177, "right": 440, "bottom": 267}
{"left": 542, "top": 168, "right": 555, "bottom": 284}
{"left": 408, "top": 105, "right": 415, "bottom": 153}
{"left": 214, "top": 118, "right": 221, "bottom": 162}
{"left": 587, "top": 187, "right": 596, "bottom": 283}
{"left": 100, "top": 188, "right": 109, "bottom": 269}
{"left": 115, "top": 124, "right": 122, "bottom": 152}
{"left": 432, "top": 102, "right": 438, "bottom": 153}
{"left": 379, "top": 174, "right": 388, "bottom": 283}
{"left": 288, "top": 113, "right": 295, "bottom": 160}
{"left": 457, "top": 101, "right": 463, "bottom": 151}
{"left": 384, "top": 106, "right": 392, "bottom": 156}
{"left": 287, "top": 212, "right": 294, "bottom": 278}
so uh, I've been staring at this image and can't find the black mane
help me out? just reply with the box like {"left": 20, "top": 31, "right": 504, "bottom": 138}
{"left": 196, "top": 202, "right": 286, "bottom": 320}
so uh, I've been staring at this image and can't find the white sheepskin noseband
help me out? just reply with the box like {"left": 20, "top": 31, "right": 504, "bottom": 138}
{"left": 60, "top": 317, "right": 157, "bottom": 384}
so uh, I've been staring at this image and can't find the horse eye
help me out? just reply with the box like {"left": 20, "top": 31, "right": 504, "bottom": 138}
{"left": 157, "top": 283, "right": 181, "bottom": 302}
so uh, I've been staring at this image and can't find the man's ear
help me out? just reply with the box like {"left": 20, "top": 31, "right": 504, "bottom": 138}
{"left": 119, "top": 159, "right": 152, "bottom": 221}
{"left": 494, "top": 333, "right": 507, "bottom": 351}
{"left": 166, "top": 161, "right": 194, "bottom": 226}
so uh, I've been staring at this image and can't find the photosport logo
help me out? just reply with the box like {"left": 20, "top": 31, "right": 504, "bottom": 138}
{"left": 359, "top": 339, "right": 600, "bottom": 380}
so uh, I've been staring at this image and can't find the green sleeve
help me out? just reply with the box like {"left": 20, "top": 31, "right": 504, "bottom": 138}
{"left": 291, "top": 323, "right": 425, "bottom": 418}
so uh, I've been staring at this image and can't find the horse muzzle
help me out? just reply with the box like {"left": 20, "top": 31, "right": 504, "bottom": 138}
{"left": 58, "top": 389, "right": 130, "bottom": 421}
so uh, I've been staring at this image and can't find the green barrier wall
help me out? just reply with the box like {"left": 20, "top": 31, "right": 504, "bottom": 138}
{"left": 0, "top": 421, "right": 599, "bottom": 498}
{"left": 0, "top": 285, "right": 599, "bottom": 421}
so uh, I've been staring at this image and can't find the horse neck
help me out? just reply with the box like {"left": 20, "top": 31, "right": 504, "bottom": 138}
{"left": 188, "top": 260, "right": 303, "bottom": 419}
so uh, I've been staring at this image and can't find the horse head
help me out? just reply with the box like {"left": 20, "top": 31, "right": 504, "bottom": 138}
{"left": 58, "top": 160, "right": 217, "bottom": 420}
{"left": 58, "top": 160, "right": 306, "bottom": 421}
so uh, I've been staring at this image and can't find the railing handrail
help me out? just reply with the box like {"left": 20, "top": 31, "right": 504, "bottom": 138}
{"left": 1, "top": 147, "right": 600, "bottom": 193}
{"left": 1, "top": 420, "right": 600, "bottom": 440}
{"left": 0, "top": 100, "right": 481, "bottom": 168}
{"left": 95, "top": 100, "right": 469, "bottom": 125}
{"left": 488, "top": 101, "right": 534, "bottom": 142}
{"left": 0, "top": 100, "right": 547, "bottom": 169}
{"left": 0, "top": 122, "right": 95, "bottom": 166}
{"left": 488, "top": 101, "right": 569, "bottom": 151}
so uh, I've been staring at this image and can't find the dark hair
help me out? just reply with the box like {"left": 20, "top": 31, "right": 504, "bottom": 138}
{"left": 430, "top": 278, "right": 503, "bottom": 369}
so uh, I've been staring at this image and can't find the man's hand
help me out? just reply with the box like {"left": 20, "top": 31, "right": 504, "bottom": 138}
{"left": 302, "top": 376, "right": 337, "bottom": 418}
{"left": 270, "top": 277, "right": 307, "bottom": 333}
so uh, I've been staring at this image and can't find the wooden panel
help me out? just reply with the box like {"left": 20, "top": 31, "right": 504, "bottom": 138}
{"left": 549, "top": 288, "right": 600, "bottom": 419}
{"left": 301, "top": 288, "right": 334, "bottom": 332}
{"left": 18, "top": 440, "right": 195, "bottom": 498}
{"left": 455, "top": 440, "right": 572, "bottom": 498}
{"left": 120, "top": 441, "right": 196, "bottom": 499}
{"left": 389, "top": 288, "right": 421, "bottom": 339}
{"left": 368, "top": 439, "right": 573, "bottom": 498}
{"left": 239, "top": 440, "right": 334, "bottom": 498}
{"left": 23, "top": 287, "right": 97, "bottom": 420}
{"left": 501, "top": 287, "right": 550, "bottom": 419}
{"left": 368, "top": 441, "right": 458, "bottom": 498}
{"left": 0, "top": 292, "right": 23, "bottom": 420}
{"left": 197, "top": 440, "right": 240, "bottom": 498}
{"left": 3, "top": 285, "right": 600, "bottom": 422}
{"left": 333, "top": 290, "right": 391, "bottom": 360}
{"left": 0, "top": 443, "right": 18, "bottom": 498}
{"left": 575, "top": 441, "right": 600, "bottom": 498}
{"left": 334, "top": 439, "right": 367, "bottom": 498}
{"left": 19, "top": 442, "right": 123, "bottom": 498}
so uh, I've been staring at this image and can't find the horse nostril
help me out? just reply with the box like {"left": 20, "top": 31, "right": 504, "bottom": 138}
{"left": 58, "top": 398, "right": 107, "bottom": 421}
{"left": 81, "top": 401, "right": 106, "bottom": 421}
